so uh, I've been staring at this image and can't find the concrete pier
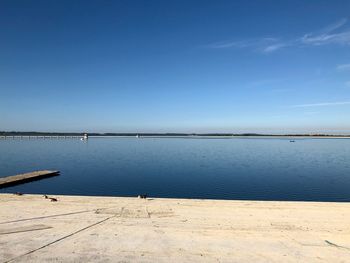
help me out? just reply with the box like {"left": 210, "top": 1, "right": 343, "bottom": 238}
{"left": 0, "top": 194, "right": 349, "bottom": 262}
{"left": 0, "top": 171, "right": 59, "bottom": 188}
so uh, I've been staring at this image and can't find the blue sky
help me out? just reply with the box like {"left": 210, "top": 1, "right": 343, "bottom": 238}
{"left": 1, "top": 0, "right": 350, "bottom": 133}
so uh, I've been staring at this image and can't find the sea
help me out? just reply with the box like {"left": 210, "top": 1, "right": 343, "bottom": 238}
{"left": 1, "top": 137, "right": 350, "bottom": 201}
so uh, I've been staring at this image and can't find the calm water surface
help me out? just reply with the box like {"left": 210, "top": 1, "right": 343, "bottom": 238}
{"left": 1, "top": 137, "right": 350, "bottom": 201}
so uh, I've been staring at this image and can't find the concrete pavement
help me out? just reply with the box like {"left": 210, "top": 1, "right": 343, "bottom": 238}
{"left": 0, "top": 194, "right": 349, "bottom": 262}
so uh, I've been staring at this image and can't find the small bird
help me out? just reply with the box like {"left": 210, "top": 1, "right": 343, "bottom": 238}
{"left": 43, "top": 195, "right": 58, "bottom": 202}
{"left": 138, "top": 194, "right": 147, "bottom": 199}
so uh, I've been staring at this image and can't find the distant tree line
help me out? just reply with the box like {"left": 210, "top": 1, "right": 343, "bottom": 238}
{"left": 1, "top": 131, "right": 349, "bottom": 137}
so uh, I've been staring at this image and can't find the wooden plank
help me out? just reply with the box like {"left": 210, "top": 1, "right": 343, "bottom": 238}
{"left": 0, "top": 170, "right": 59, "bottom": 188}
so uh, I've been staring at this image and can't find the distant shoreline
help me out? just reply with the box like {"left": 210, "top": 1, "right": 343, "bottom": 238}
{"left": 1, "top": 131, "right": 350, "bottom": 138}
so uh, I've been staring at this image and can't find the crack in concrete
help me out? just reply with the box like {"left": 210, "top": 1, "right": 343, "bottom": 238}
{"left": 0, "top": 210, "right": 92, "bottom": 225}
{"left": 325, "top": 240, "right": 350, "bottom": 251}
{"left": 3, "top": 214, "right": 117, "bottom": 263}
{"left": 0, "top": 224, "right": 52, "bottom": 235}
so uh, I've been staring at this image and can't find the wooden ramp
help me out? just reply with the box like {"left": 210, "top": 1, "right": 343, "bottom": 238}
{"left": 0, "top": 170, "right": 59, "bottom": 188}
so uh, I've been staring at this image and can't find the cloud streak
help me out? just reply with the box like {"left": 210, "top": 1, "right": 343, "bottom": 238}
{"left": 291, "top": 101, "right": 350, "bottom": 108}
{"left": 300, "top": 18, "right": 350, "bottom": 46}
{"left": 206, "top": 38, "right": 279, "bottom": 50}
{"left": 262, "top": 43, "right": 289, "bottom": 53}
{"left": 337, "top": 63, "right": 350, "bottom": 71}
{"left": 206, "top": 18, "right": 350, "bottom": 53}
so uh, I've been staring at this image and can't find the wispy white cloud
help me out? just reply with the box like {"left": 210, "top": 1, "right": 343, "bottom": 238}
{"left": 337, "top": 63, "right": 350, "bottom": 71}
{"left": 322, "top": 18, "right": 348, "bottom": 33}
{"left": 291, "top": 101, "right": 350, "bottom": 108}
{"left": 261, "top": 43, "right": 289, "bottom": 53}
{"left": 301, "top": 31, "right": 350, "bottom": 46}
{"left": 205, "top": 38, "right": 279, "bottom": 50}
{"left": 206, "top": 18, "right": 350, "bottom": 53}
{"left": 324, "top": 18, "right": 348, "bottom": 33}
{"left": 206, "top": 40, "right": 249, "bottom": 49}
{"left": 300, "top": 18, "right": 350, "bottom": 46}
